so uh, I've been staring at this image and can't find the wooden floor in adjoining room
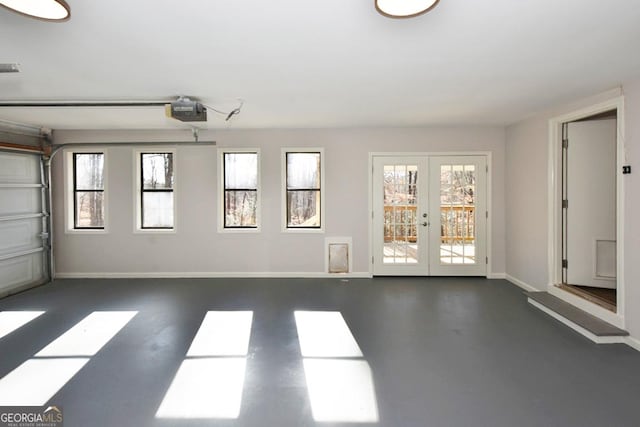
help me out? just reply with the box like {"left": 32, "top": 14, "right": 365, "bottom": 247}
{"left": 560, "top": 283, "right": 617, "bottom": 312}
{"left": 0, "top": 277, "right": 639, "bottom": 427}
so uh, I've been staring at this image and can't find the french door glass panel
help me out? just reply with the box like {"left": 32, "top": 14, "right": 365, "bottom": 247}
{"left": 439, "top": 164, "right": 476, "bottom": 265}
{"left": 373, "top": 157, "right": 428, "bottom": 275}
{"left": 429, "top": 156, "right": 486, "bottom": 276}
{"left": 373, "top": 155, "right": 486, "bottom": 276}
{"left": 383, "top": 164, "right": 419, "bottom": 264}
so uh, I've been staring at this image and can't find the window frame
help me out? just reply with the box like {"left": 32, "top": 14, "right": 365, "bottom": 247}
{"left": 218, "top": 148, "right": 261, "bottom": 233}
{"left": 281, "top": 148, "right": 325, "bottom": 233}
{"left": 134, "top": 148, "right": 177, "bottom": 233}
{"left": 64, "top": 149, "right": 108, "bottom": 234}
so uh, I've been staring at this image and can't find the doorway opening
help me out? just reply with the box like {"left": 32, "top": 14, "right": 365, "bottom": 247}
{"left": 561, "top": 110, "right": 617, "bottom": 311}
{"left": 549, "top": 95, "right": 624, "bottom": 327}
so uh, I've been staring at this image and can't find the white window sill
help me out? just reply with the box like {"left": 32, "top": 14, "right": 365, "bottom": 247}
{"left": 134, "top": 228, "right": 176, "bottom": 235}
{"left": 282, "top": 227, "right": 325, "bottom": 234}
{"left": 218, "top": 227, "right": 261, "bottom": 234}
{"left": 65, "top": 228, "right": 108, "bottom": 235}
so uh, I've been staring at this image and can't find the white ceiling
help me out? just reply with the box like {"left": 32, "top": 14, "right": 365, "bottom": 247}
{"left": 0, "top": 0, "right": 639, "bottom": 130}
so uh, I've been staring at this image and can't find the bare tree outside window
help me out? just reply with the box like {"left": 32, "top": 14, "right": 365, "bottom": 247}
{"left": 141, "top": 153, "right": 174, "bottom": 229}
{"left": 73, "top": 153, "right": 104, "bottom": 228}
{"left": 286, "top": 152, "right": 321, "bottom": 228}
{"left": 224, "top": 152, "right": 258, "bottom": 228}
{"left": 440, "top": 164, "right": 476, "bottom": 249}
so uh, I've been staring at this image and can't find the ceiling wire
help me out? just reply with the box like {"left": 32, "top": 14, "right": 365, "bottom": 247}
{"left": 201, "top": 99, "right": 244, "bottom": 121}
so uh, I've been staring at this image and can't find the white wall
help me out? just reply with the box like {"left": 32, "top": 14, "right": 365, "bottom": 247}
{"left": 505, "top": 85, "right": 640, "bottom": 343}
{"left": 505, "top": 117, "right": 549, "bottom": 289}
{"left": 51, "top": 127, "right": 506, "bottom": 277}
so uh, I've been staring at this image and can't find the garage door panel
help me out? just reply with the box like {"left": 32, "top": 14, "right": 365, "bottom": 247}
{"left": 0, "top": 152, "right": 40, "bottom": 184}
{"left": 0, "top": 150, "right": 47, "bottom": 294}
{"left": 0, "top": 217, "right": 43, "bottom": 257}
{"left": 0, "top": 188, "right": 41, "bottom": 217}
{"left": 0, "top": 253, "right": 43, "bottom": 294}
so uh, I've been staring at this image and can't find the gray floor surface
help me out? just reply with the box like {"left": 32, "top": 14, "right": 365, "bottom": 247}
{"left": 0, "top": 277, "right": 639, "bottom": 427}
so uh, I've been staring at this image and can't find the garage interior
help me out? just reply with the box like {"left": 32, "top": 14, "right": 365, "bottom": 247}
{"left": 1, "top": 1, "right": 640, "bottom": 426}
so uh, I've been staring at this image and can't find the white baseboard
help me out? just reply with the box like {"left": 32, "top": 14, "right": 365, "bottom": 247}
{"left": 625, "top": 336, "right": 640, "bottom": 352}
{"left": 505, "top": 274, "right": 539, "bottom": 292}
{"left": 54, "top": 271, "right": 373, "bottom": 279}
{"left": 487, "top": 272, "right": 506, "bottom": 279}
{"left": 528, "top": 298, "right": 625, "bottom": 345}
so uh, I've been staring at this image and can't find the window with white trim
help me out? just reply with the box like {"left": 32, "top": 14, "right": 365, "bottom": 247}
{"left": 284, "top": 150, "right": 323, "bottom": 230}
{"left": 71, "top": 152, "right": 105, "bottom": 229}
{"left": 138, "top": 152, "right": 175, "bottom": 230}
{"left": 222, "top": 151, "right": 259, "bottom": 229}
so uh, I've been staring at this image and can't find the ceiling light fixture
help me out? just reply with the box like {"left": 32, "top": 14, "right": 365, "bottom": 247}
{"left": 375, "top": 0, "right": 440, "bottom": 19}
{"left": 0, "top": 0, "right": 70, "bottom": 22}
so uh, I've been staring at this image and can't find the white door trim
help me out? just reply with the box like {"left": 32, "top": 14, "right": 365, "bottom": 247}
{"left": 547, "top": 95, "right": 625, "bottom": 328}
{"left": 369, "top": 151, "right": 493, "bottom": 277}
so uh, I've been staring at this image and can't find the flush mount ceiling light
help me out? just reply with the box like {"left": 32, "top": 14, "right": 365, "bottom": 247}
{"left": 376, "top": 0, "right": 440, "bottom": 18}
{"left": 0, "top": 0, "right": 70, "bottom": 22}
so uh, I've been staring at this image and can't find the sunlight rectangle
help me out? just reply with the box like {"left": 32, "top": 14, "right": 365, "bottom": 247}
{"left": 303, "top": 359, "right": 379, "bottom": 423}
{"left": 0, "top": 311, "right": 45, "bottom": 340}
{"left": 156, "top": 358, "right": 247, "bottom": 419}
{"left": 36, "top": 311, "right": 137, "bottom": 357}
{"left": 0, "top": 358, "right": 89, "bottom": 406}
{"left": 294, "top": 311, "right": 363, "bottom": 358}
{"left": 186, "top": 311, "right": 253, "bottom": 357}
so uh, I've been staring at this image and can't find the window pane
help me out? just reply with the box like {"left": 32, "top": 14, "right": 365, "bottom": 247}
{"left": 287, "top": 153, "right": 320, "bottom": 189}
{"left": 288, "top": 190, "right": 320, "bottom": 227}
{"left": 75, "top": 154, "right": 104, "bottom": 190}
{"left": 224, "top": 153, "right": 257, "bottom": 189}
{"left": 143, "top": 192, "right": 174, "bottom": 228}
{"left": 225, "top": 191, "right": 257, "bottom": 227}
{"left": 142, "top": 153, "right": 173, "bottom": 189}
{"left": 75, "top": 191, "right": 104, "bottom": 228}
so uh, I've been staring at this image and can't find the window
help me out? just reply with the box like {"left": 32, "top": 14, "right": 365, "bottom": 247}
{"left": 140, "top": 152, "right": 174, "bottom": 229}
{"left": 222, "top": 151, "right": 259, "bottom": 229}
{"left": 284, "top": 150, "right": 323, "bottom": 230}
{"left": 73, "top": 153, "right": 104, "bottom": 229}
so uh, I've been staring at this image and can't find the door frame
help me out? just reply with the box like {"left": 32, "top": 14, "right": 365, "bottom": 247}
{"left": 368, "top": 151, "right": 493, "bottom": 277}
{"left": 547, "top": 95, "right": 625, "bottom": 328}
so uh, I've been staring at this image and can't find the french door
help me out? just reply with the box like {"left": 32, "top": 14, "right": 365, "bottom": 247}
{"left": 372, "top": 155, "right": 487, "bottom": 276}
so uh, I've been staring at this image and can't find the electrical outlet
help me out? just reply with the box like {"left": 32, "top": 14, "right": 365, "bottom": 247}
{"left": 623, "top": 165, "right": 631, "bottom": 174}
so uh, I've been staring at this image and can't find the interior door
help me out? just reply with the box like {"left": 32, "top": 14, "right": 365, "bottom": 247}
{"left": 564, "top": 119, "right": 617, "bottom": 288}
{"left": 428, "top": 156, "right": 487, "bottom": 276}
{"left": 372, "top": 155, "right": 487, "bottom": 277}
{"left": 372, "top": 157, "right": 429, "bottom": 275}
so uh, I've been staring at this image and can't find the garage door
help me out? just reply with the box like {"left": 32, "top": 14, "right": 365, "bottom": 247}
{"left": 0, "top": 150, "right": 48, "bottom": 296}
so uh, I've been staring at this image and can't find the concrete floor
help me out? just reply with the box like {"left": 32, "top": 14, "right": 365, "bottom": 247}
{"left": 0, "top": 277, "right": 639, "bottom": 427}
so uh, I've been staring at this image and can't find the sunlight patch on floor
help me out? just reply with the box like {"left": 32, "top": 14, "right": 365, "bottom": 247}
{"left": 295, "top": 311, "right": 379, "bottom": 423}
{"left": 294, "top": 311, "right": 363, "bottom": 358}
{"left": 0, "top": 311, "right": 45, "bottom": 341}
{"left": 156, "top": 311, "right": 253, "bottom": 419}
{"left": 0, "top": 311, "right": 137, "bottom": 406}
